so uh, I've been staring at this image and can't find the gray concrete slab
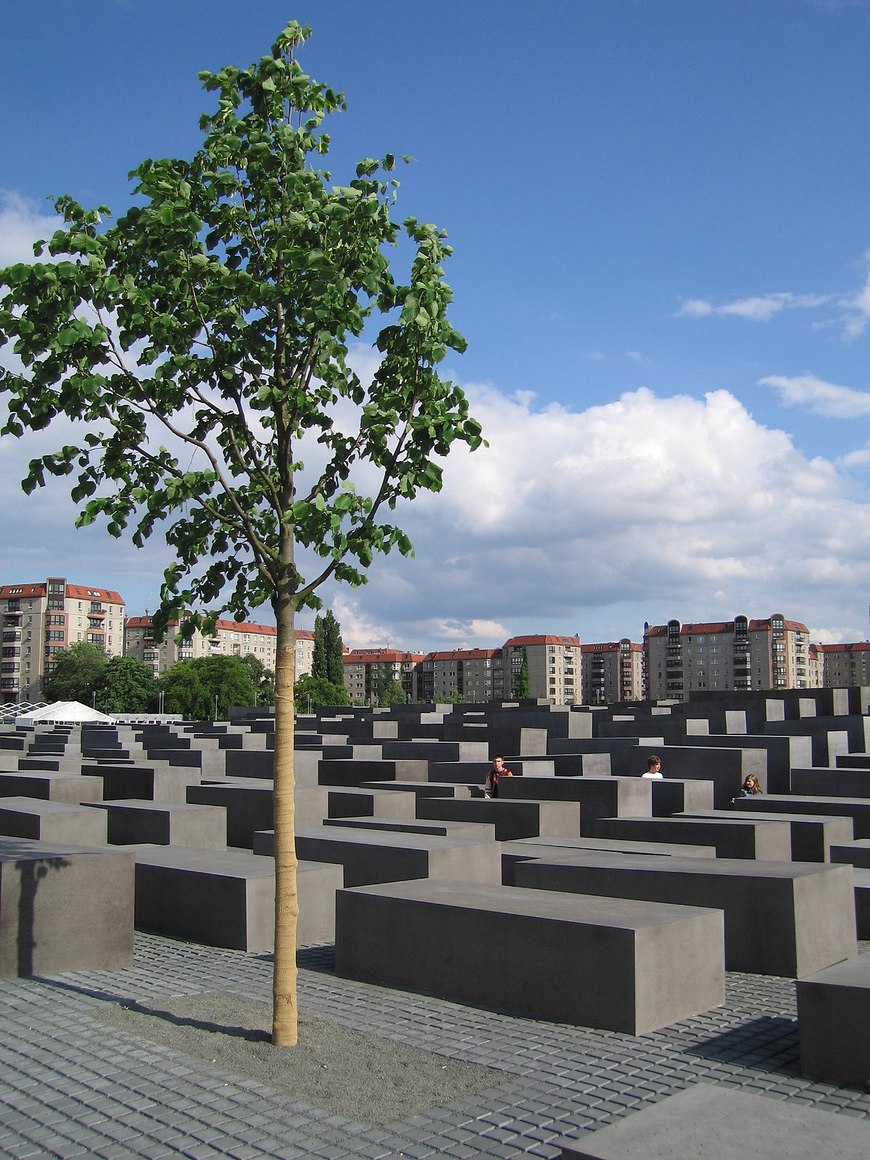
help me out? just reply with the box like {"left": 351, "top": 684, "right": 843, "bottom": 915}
{"left": 336, "top": 877, "right": 724, "bottom": 1034}
{"left": 682, "top": 808, "right": 854, "bottom": 862}
{"left": 321, "top": 816, "right": 497, "bottom": 841}
{"left": 557, "top": 1083, "right": 870, "bottom": 1159}
{"left": 83, "top": 798, "right": 227, "bottom": 848}
{"left": 498, "top": 776, "right": 652, "bottom": 833}
{"left": 0, "top": 769, "right": 104, "bottom": 803}
{"left": 294, "top": 824, "right": 502, "bottom": 887}
{"left": 734, "top": 793, "right": 870, "bottom": 838}
{"left": 416, "top": 795, "right": 583, "bottom": 841}
{"left": 0, "top": 837, "right": 133, "bottom": 976}
{"left": 590, "top": 814, "right": 792, "bottom": 859}
{"left": 797, "top": 957, "right": 870, "bottom": 1086}
{"left": 132, "top": 845, "right": 340, "bottom": 950}
{"left": 513, "top": 850, "right": 856, "bottom": 976}
{"left": 791, "top": 766, "right": 870, "bottom": 798}
{"left": 0, "top": 796, "right": 108, "bottom": 845}
{"left": 831, "top": 838, "right": 870, "bottom": 868}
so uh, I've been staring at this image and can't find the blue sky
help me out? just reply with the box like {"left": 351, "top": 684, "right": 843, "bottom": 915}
{"left": 3, "top": 0, "right": 870, "bottom": 652}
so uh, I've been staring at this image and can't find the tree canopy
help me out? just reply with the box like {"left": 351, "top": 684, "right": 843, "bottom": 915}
{"left": 159, "top": 654, "right": 258, "bottom": 719}
{"left": 98, "top": 655, "right": 157, "bottom": 713}
{"left": 294, "top": 671, "right": 348, "bottom": 710}
{"left": 0, "top": 21, "right": 482, "bottom": 1046}
{"left": 43, "top": 641, "right": 108, "bottom": 704}
{"left": 311, "top": 610, "right": 344, "bottom": 686}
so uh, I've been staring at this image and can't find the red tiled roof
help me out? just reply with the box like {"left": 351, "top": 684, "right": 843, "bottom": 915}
{"left": 503, "top": 634, "right": 580, "bottom": 648}
{"left": 0, "top": 582, "right": 123, "bottom": 603}
{"left": 422, "top": 648, "right": 501, "bottom": 662}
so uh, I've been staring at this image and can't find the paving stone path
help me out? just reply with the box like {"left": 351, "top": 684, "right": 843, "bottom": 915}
{"left": 2, "top": 933, "right": 869, "bottom": 1159}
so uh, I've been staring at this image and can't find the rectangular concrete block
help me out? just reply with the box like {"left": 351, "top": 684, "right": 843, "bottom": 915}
{"left": 0, "top": 837, "right": 134, "bottom": 976}
{"left": 685, "top": 808, "right": 854, "bottom": 862}
{"left": 416, "top": 796, "right": 583, "bottom": 841}
{"left": 336, "top": 878, "right": 724, "bottom": 1034}
{"left": 133, "top": 845, "right": 341, "bottom": 950}
{"left": 591, "top": 815, "right": 792, "bottom": 859}
{"left": 93, "top": 765, "right": 201, "bottom": 804}
{"left": 830, "top": 838, "right": 870, "bottom": 868}
{"left": 734, "top": 794, "right": 870, "bottom": 838}
{"left": 513, "top": 851, "right": 856, "bottom": 976}
{"left": 0, "top": 797, "right": 108, "bottom": 846}
{"left": 84, "top": 799, "right": 227, "bottom": 848}
{"left": 499, "top": 776, "right": 652, "bottom": 833}
{"left": 797, "top": 957, "right": 870, "bottom": 1086}
{"left": 557, "top": 1083, "right": 870, "bottom": 1159}
{"left": 0, "top": 771, "right": 105, "bottom": 803}
{"left": 294, "top": 826, "right": 501, "bottom": 887}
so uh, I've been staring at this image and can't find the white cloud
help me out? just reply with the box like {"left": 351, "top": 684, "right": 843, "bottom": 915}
{"left": 343, "top": 381, "right": 870, "bottom": 648}
{"left": 760, "top": 373, "right": 870, "bottom": 418}
{"left": 5, "top": 193, "right": 870, "bottom": 652}
{"left": 676, "top": 291, "right": 834, "bottom": 323}
{"left": 0, "top": 191, "right": 59, "bottom": 266}
{"left": 840, "top": 252, "right": 870, "bottom": 338}
{"left": 676, "top": 253, "right": 870, "bottom": 340}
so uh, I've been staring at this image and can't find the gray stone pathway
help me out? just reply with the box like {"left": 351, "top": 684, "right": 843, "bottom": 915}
{"left": 1, "top": 934, "right": 869, "bottom": 1159}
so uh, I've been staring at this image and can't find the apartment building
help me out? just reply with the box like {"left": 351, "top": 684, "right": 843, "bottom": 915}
{"left": 817, "top": 641, "right": 870, "bottom": 688}
{"left": 0, "top": 577, "right": 125, "bottom": 703}
{"left": 124, "top": 615, "right": 277, "bottom": 677}
{"left": 295, "top": 629, "right": 315, "bottom": 679}
{"left": 502, "top": 634, "right": 582, "bottom": 704}
{"left": 342, "top": 648, "right": 424, "bottom": 704}
{"left": 581, "top": 639, "right": 645, "bottom": 704}
{"left": 416, "top": 648, "right": 505, "bottom": 704}
{"left": 643, "top": 613, "right": 816, "bottom": 701}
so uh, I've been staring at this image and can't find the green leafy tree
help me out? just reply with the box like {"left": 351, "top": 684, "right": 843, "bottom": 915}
{"left": 513, "top": 647, "right": 530, "bottom": 700}
{"left": 159, "top": 655, "right": 257, "bottom": 719}
{"left": 0, "top": 23, "right": 482, "bottom": 1046}
{"left": 311, "top": 610, "right": 344, "bottom": 685}
{"left": 241, "top": 653, "right": 276, "bottom": 705}
{"left": 294, "top": 671, "right": 348, "bottom": 710}
{"left": 43, "top": 641, "right": 107, "bottom": 704}
{"left": 377, "top": 677, "right": 407, "bottom": 707}
{"left": 97, "top": 655, "right": 157, "bottom": 713}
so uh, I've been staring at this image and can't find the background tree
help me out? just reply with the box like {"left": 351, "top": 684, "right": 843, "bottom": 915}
{"left": 97, "top": 655, "right": 157, "bottom": 713}
{"left": 0, "top": 22, "right": 482, "bottom": 1046}
{"left": 311, "top": 610, "right": 344, "bottom": 685}
{"left": 294, "top": 671, "right": 348, "bottom": 711}
{"left": 241, "top": 653, "right": 276, "bottom": 705}
{"left": 513, "top": 647, "right": 530, "bottom": 700}
{"left": 159, "top": 655, "right": 258, "bottom": 719}
{"left": 377, "top": 677, "right": 407, "bottom": 707}
{"left": 43, "top": 641, "right": 107, "bottom": 704}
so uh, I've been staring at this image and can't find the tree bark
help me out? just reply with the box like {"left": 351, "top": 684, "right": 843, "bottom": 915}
{"left": 271, "top": 591, "right": 298, "bottom": 1046}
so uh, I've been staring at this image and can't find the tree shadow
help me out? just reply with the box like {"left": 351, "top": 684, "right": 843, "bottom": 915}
{"left": 13, "top": 852, "right": 71, "bottom": 978}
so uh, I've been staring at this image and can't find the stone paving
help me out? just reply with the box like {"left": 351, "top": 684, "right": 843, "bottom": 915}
{"left": 1, "top": 933, "right": 870, "bottom": 1159}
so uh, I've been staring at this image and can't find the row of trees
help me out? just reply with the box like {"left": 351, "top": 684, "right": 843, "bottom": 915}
{"left": 44, "top": 640, "right": 276, "bottom": 717}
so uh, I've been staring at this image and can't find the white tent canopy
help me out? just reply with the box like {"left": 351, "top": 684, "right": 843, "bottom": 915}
{"left": 14, "top": 700, "right": 115, "bottom": 724}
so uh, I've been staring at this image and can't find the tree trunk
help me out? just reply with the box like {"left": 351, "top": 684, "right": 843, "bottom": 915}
{"left": 271, "top": 595, "right": 298, "bottom": 1046}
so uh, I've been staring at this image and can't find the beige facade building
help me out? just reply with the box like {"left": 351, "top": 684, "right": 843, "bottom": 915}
{"left": 295, "top": 629, "right": 315, "bottom": 679}
{"left": 502, "top": 634, "right": 582, "bottom": 704}
{"left": 0, "top": 578, "right": 125, "bottom": 703}
{"left": 342, "top": 648, "right": 423, "bottom": 704}
{"left": 124, "top": 615, "right": 277, "bottom": 677}
{"left": 643, "top": 613, "right": 816, "bottom": 702}
{"left": 581, "top": 639, "right": 645, "bottom": 704}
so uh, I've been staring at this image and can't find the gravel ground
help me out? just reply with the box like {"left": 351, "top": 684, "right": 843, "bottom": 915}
{"left": 94, "top": 989, "right": 504, "bottom": 1127}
